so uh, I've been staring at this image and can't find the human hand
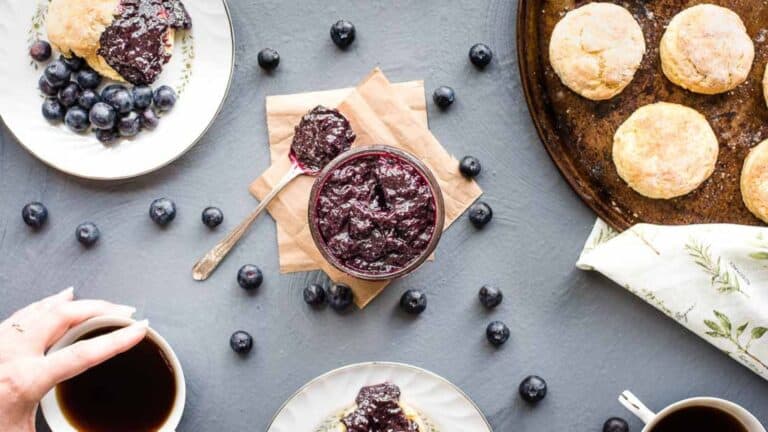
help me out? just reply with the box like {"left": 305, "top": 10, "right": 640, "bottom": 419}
{"left": 0, "top": 288, "right": 147, "bottom": 432}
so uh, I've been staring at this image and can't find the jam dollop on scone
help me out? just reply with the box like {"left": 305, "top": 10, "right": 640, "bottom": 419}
{"left": 291, "top": 106, "right": 356, "bottom": 172}
{"left": 47, "top": 0, "right": 191, "bottom": 85}
{"left": 341, "top": 383, "right": 421, "bottom": 432}
{"left": 315, "top": 152, "right": 437, "bottom": 275}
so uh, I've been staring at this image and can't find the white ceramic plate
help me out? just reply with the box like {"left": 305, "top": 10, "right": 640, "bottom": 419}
{"left": 0, "top": 0, "right": 234, "bottom": 180}
{"left": 268, "top": 362, "right": 493, "bottom": 432}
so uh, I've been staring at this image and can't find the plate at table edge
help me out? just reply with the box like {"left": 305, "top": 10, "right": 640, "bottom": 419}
{"left": 267, "top": 362, "right": 493, "bottom": 432}
{"left": 0, "top": 0, "right": 235, "bottom": 180}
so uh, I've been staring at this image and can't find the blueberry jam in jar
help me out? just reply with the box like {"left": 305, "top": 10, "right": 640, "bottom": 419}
{"left": 312, "top": 149, "right": 440, "bottom": 277}
{"left": 290, "top": 106, "right": 356, "bottom": 172}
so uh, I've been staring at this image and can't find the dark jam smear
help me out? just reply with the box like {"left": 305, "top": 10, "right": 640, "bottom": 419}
{"left": 341, "top": 383, "right": 419, "bottom": 432}
{"left": 315, "top": 153, "right": 436, "bottom": 275}
{"left": 162, "top": 0, "right": 192, "bottom": 29}
{"left": 291, "top": 106, "right": 356, "bottom": 172}
{"left": 98, "top": 0, "right": 192, "bottom": 85}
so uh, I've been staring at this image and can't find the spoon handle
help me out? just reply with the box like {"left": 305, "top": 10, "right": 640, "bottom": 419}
{"left": 192, "top": 165, "right": 304, "bottom": 281}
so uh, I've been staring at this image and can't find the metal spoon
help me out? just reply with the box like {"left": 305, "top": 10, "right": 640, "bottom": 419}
{"left": 191, "top": 155, "right": 316, "bottom": 281}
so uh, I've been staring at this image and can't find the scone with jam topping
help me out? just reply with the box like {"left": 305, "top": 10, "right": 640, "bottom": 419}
{"left": 47, "top": 0, "right": 191, "bottom": 85}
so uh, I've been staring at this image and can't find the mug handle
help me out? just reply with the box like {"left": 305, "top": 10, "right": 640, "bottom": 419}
{"left": 619, "top": 390, "right": 656, "bottom": 424}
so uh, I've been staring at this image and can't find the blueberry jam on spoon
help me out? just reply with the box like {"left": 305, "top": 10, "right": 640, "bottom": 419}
{"left": 290, "top": 106, "right": 356, "bottom": 172}
{"left": 192, "top": 106, "right": 355, "bottom": 281}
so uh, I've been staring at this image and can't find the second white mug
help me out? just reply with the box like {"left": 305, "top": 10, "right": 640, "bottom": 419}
{"left": 619, "top": 390, "right": 765, "bottom": 432}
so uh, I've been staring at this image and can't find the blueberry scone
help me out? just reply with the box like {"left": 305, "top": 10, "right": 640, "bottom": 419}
{"left": 47, "top": 0, "right": 191, "bottom": 85}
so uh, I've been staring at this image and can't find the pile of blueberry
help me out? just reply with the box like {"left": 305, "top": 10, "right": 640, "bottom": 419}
{"left": 31, "top": 40, "right": 177, "bottom": 144}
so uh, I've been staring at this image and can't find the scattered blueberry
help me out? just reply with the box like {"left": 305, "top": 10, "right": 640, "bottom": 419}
{"left": 140, "top": 109, "right": 160, "bottom": 130}
{"left": 330, "top": 20, "right": 356, "bottom": 49}
{"left": 77, "top": 89, "right": 101, "bottom": 110}
{"left": 468, "top": 201, "right": 493, "bottom": 228}
{"left": 132, "top": 85, "right": 153, "bottom": 109}
{"left": 39, "top": 75, "right": 61, "bottom": 96}
{"left": 229, "top": 330, "right": 253, "bottom": 354}
{"left": 469, "top": 43, "right": 493, "bottom": 68}
{"left": 57, "top": 82, "right": 82, "bottom": 108}
{"left": 42, "top": 98, "right": 65, "bottom": 122}
{"left": 237, "top": 264, "right": 263, "bottom": 290}
{"left": 433, "top": 86, "right": 455, "bottom": 109}
{"left": 149, "top": 198, "right": 176, "bottom": 226}
{"left": 75, "top": 222, "right": 100, "bottom": 246}
{"left": 303, "top": 284, "right": 326, "bottom": 306}
{"left": 486, "top": 321, "right": 510, "bottom": 346}
{"left": 64, "top": 106, "right": 90, "bottom": 133}
{"left": 101, "top": 84, "right": 127, "bottom": 101}
{"left": 603, "top": 417, "right": 630, "bottom": 432}
{"left": 44, "top": 60, "right": 71, "bottom": 87}
{"left": 21, "top": 202, "right": 48, "bottom": 229}
{"left": 327, "top": 283, "right": 353, "bottom": 311}
{"left": 400, "top": 289, "right": 427, "bottom": 314}
{"left": 74, "top": 68, "right": 102, "bottom": 89}
{"left": 257, "top": 48, "right": 280, "bottom": 71}
{"left": 60, "top": 55, "right": 84, "bottom": 71}
{"left": 117, "top": 111, "right": 141, "bottom": 137}
{"left": 459, "top": 156, "right": 482, "bottom": 178}
{"left": 89, "top": 102, "right": 117, "bottom": 130}
{"left": 95, "top": 127, "right": 119, "bottom": 144}
{"left": 201, "top": 206, "right": 224, "bottom": 228}
{"left": 29, "top": 41, "right": 52, "bottom": 62}
{"left": 153, "top": 85, "right": 177, "bottom": 112}
{"left": 478, "top": 285, "right": 503, "bottom": 309}
{"left": 105, "top": 88, "right": 134, "bottom": 114}
{"left": 519, "top": 375, "right": 547, "bottom": 403}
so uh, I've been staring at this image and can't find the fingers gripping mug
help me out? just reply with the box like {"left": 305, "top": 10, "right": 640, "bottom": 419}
{"left": 40, "top": 316, "right": 186, "bottom": 432}
{"left": 619, "top": 390, "right": 765, "bottom": 432}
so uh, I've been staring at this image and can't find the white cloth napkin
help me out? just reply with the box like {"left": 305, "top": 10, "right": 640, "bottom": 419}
{"left": 577, "top": 219, "right": 768, "bottom": 380}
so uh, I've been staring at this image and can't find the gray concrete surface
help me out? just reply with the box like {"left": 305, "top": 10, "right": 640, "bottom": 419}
{"left": 0, "top": 0, "right": 765, "bottom": 430}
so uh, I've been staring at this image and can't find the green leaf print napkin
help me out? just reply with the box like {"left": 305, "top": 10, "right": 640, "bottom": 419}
{"left": 577, "top": 220, "right": 768, "bottom": 380}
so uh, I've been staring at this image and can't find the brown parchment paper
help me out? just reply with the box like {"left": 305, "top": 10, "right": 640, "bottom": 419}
{"left": 250, "top": 68, "right": 483, "bottom": 307}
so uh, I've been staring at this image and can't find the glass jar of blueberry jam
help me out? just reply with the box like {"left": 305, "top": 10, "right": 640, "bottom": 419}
{"left": 309, "top": 146, "right": 445, "bottom": 280}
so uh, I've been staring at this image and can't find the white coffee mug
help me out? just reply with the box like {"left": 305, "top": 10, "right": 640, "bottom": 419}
{"left": 619, "top": 390, "right": 766, "bottom": 432}
{"left": 40, "top": 316, "right": 186, "bottom": 432}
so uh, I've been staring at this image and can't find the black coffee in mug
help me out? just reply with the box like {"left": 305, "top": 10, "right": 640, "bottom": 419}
{"left": 56, "top": 326, "right": 177, "bottom": 432}
{"left": 650, "top": 406, "right": 748, "bottom": 432}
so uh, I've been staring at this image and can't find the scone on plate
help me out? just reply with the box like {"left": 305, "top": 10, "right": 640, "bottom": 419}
{"left": 613, "top": 102, "right": 719, "bottom": 199}
{"left": 548, "top": 2, "right": 646, "bottom": 101}
{"left": 741, "top": 140, "right": 768, "bottom": 223}
{"left": 660, "top": 4, "right": 753, "bottom": 95}
{"left": 319, "top": 383, "right": 431, "bottom": 432}
{"left": 47, "top": 0, "right": 191, "bottom": 85}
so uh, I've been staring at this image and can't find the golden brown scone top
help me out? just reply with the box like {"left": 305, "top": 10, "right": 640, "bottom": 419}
{"left": 660, "top": 4, "right": 754, "bottom": 95}
{"left": 741, "top": 140, "right": 768, "bottom": 223}
{"left": 47, "top": 0, "right": 124, "bottom": 81}
{"left": 613, "top": 102, "right": 719, "bottom": 199}
{"left": 47, "top": 0, "right": 176, "bottom": 82}
{"left": 549, "top": 2, "right": 646, "bottom": 101}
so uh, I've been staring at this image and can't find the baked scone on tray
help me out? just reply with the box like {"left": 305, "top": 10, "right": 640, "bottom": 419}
{"left": 612, "top": 102, "right": 719, "bottom": 200}
{"left": 741, "top": 139, "right": 768, "bottom": 223}
{"left": 660, "top": 4, "right": 754, "bottom": 95}
{"left": 548, "top": 2, "right": 645, "bottom": 101}
{"left": 47, "top": 0, "right": 191, "bottom": 84}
